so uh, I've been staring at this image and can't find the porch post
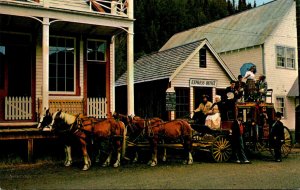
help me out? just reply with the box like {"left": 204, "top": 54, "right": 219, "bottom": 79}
{"left": 42, "top": 17, "right": 49, "bottom": 111}
{"left": 127, "top": 0, "right": 134, "bottom": 115}
{"left": 190, "top": 87, "right": 194, "bottom": 118}
{"left": 110, "top": 36, "right": 116, "bottom": 113}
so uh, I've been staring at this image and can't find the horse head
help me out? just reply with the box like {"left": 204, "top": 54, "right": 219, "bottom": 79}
{"left": 37, "top": 108, "right": 53, "bottom": 131}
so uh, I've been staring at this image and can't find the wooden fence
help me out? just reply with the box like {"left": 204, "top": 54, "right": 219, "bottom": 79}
{"left": 87, "top": 97, "right": 107, "bottom": 118}
{"left": 5, "top": 96, "right": 32, "bottom": 120}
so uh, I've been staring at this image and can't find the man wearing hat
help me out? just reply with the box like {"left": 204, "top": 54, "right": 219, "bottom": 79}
{"left": 225, "top": 80, "right": 238, "bottom": 119}
{"left": 235, "top": 75, "right": 246, "bottom": 101}
{"left": 270, "top": 112, "right": 285, "bottom": 162}
{"left": 193, "top": 94, "right": 212, "bottom": 125}
{"left": 231, "top": 113, "right": 250, "bottom": 163}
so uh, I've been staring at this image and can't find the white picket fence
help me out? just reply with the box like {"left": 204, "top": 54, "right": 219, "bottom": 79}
{"left": 87, "top": 97, "right": 107, "bottom": 118}
{"left": 5, "top": 96, "right": 32, "bottom": 120}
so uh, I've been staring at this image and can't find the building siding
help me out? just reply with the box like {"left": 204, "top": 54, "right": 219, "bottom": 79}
{"left": 220, "top": 46, "right": 263, "bottom": 79}
{"left": 171, "top": 47, "right": 232, "bottom": 89}
{"left": 264, "top": 2, "right": 298, "bottom": 129}
{"left": 35, "top": 41, "right": 43, "bottom": 101}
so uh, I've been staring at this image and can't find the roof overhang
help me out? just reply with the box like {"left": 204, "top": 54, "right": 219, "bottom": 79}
{"left": 287, "top": 77, "right": 299, "bottom": 97}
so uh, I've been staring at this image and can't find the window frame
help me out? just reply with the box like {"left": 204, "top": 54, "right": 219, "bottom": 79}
{"left": 175, "top": 87, "right": 190, "bottom": 118}
{"left": 86, "top": 39, "right": 107, "bottom": 62}
{"left": 199, "top": 48, "right": 207, "bottom": 68}
{"left": 275, "top": 96, "right": 286, "bottom": 118}
{"left": 276, "top": 45, "right": 296, "bottom": 70}
{"left": 49, "top": 36, "right": 76, "bottom": 95}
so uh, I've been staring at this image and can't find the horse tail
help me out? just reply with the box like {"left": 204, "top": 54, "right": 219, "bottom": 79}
{"left": 120, "top": 121, "right": 127, "bottom": 158}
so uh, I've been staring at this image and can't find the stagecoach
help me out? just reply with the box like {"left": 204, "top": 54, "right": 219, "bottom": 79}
{"left": 189, "top": 102, "right": 293, "bottom": 163}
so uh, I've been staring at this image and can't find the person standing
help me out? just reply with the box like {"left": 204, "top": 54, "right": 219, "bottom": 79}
{"left": 231, "top": 114, "right": 250, "bottom": 164}
{"left": 270, "top": 112, "right": 285, "bottom": 162}
{"left": 244, "top": 66, "right": 256, "bottom": 101}
{"left": 257, "top": 75, "right": 268, "bottom": 102}
{"left": 225, "top": 81, "right": 238, "bottom": 119}
{"left": 235, "top": 75, "right": 246, "bottom": 102}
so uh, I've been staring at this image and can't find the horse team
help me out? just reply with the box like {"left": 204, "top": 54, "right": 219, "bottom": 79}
{"left": 37, "top": 110, "right": 193, "bottom": 170}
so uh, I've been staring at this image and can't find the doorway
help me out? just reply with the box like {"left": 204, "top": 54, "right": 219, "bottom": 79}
{"left": 0, "top": 33, "right": 32, "bottom": 120}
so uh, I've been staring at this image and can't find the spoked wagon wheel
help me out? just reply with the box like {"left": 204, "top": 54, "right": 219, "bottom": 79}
{"left": 211, "top": 135, "right": 232, "bottom": 162}
{"left": 269, "top": 126, "right": 293, "bottom": 158}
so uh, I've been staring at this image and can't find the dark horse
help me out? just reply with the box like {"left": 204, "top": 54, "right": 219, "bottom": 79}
{"left": 114, "top": 113, "right": 193, "bottom": 166}
{"left": 37, "top": 109, "right": 126, "bottom": 170}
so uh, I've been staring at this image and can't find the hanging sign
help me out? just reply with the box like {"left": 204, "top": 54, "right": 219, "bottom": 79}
{"left": 189, "top": 79, "right": 217, "bottom": 87}
{"left": 166, "top": 87, "right": 176, "bottom": 111}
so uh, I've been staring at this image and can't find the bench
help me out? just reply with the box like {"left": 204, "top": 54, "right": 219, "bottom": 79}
{"left": 0, "top": 122, "right": 57, "bottom": 162}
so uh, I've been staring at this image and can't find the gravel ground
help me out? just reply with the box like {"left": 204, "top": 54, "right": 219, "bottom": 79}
{"left": 1, "top": 149, "right": 300, "bottom": 189}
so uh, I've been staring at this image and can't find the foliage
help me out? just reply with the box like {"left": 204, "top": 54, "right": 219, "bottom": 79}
{"left": 115, "top": 0, "right": 253, "bottom": 79}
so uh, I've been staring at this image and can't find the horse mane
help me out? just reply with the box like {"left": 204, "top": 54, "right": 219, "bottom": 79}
{"left": 59, "top": 112, "right": 77, "bottom": 125}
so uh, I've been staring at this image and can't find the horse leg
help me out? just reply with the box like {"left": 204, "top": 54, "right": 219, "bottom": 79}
{"left": 149, "top": 136, "right": 158, "bottom": 167}
{"left": 133, "top": 150, "right": 139, "bottom": 163}
{"left": 64, "top": 145, "right": 72, "bottom": 167}
{"left": 113, "top": 139, "right": 121, "bottom": 168}
{"left": 80, "top": 138, "right": 91, "bottom": 171}
{"left": 102, "top": 151, "right": 112, "bottom": 167}
{"left": 183, "top": 136, "right": 193, "bottom": 165}
{"left": 161, "top": 140, "right": 167, "bottom": 162}
{"left": 162, "top": 147, "right": 167, "bottom": 162}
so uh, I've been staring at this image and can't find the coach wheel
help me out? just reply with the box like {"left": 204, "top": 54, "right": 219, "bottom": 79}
{"left": 211, "top": 135, "right": 232, "bottom": 162}
{"left": 269, "top": 127, "right": 293, "bottom": 158}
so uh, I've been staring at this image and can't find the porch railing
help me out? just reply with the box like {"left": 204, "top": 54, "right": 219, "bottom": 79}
{"left": 88, "top": 0, "right": 128, "bottom": 16}
{"left": 87, "top": 97, "right": 107, "bottom": 118}
{"left": 5, "top": 96, "right": 32, "bottom": 120}
{"left": 49, "top": 99, "right": 84, "bottom": 115}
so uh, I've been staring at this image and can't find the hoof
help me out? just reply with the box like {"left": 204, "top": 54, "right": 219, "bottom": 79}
{"left": 102, "top": 162, "right": 109, "bottom": 167}
{"left": 188, "top": 159, "right": 193, "bottom": 165}
{"left": 82, "top": 164, "right": 90, "bottom": 171}
{"left": 183, "top": 159, "right": 193, "bottom": 165}
{"left": 162, "top": 156, "right": 167, "bottom": 162}
{"left": 113, "top": 161, "right": 120, "bottom": 168}
{"left": 64, "top": 160, "right": 72, "bottom": 167}
{"left": 150, "top": 160, "right": 157, "bottom": 167}
{"left": 95, "top": 158, "right": 100, "bottom": 163}
{"left": 133, "top": 157, "right": 138, "bottom": 163}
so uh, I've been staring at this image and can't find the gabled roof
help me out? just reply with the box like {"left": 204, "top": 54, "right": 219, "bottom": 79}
{"left": 160, "top": 0, "right": 294, "bottom": 53}
{"left": 287, "top": 77, "right": 299, "bottom": 97}
{"left": 115, "top": 39, "right": 235, "bottom": 86}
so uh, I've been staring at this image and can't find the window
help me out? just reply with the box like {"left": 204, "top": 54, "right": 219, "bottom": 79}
{"left": 276, "top": 46, "right": 295, "bottom": 69}
{"left": 87, "top": 40, "right": 106, "bottom": 62}
{"left": 49, "top": 37, "right": 75, "bottom": 92}
{"left": 175, "top": 88, "right": 189, "bottom": 118}
{"left": 286, "top": 48, "right": 295, "bottom": 69}
{"left": 276, "top": 97, "right": 285, "bottom": 118}
{"left": 199, "top": 48, "right": 206, "bottom": 68}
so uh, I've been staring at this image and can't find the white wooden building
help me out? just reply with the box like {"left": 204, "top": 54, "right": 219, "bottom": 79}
{"left": 0, "top": 0, "right": 135, "bottom": 125}
{"left": 116, "top": 39, "right": 235, "bottom": 120}
{"left": 160, "top": 0, "right": 298, "bottom": 129}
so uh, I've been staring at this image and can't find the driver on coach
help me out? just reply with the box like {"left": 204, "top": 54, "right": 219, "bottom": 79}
{"left": 193, "top": 94, "right": 212, "bottom": 125}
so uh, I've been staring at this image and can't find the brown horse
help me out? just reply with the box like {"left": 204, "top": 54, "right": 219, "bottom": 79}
{"left": 113, "top": 113, "right": 193, "bottom": 166}
{"left": 113, "top": 113, "right": 164, "bottom": 163}
{"left": 148, "top": 119, "right": 193, "bottom": 166}
{"left": 38, "top": 109, "right": 126, "bottom": 170}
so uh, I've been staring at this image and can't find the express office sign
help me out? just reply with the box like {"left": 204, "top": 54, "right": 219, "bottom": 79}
{"left": 190, "top": 79, "right": 217, "bottom": 87}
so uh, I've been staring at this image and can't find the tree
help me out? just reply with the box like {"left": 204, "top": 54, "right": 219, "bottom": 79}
{"left": 115, "top": 0, "right": 253, "bottom": 79}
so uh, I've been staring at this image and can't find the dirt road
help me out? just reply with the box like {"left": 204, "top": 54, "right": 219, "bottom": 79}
{"left": 1, "top": 151, "right": 300, "bottom": 189}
